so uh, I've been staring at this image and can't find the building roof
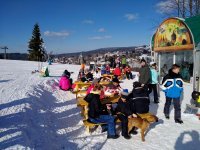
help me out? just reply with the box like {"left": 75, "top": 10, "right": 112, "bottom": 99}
{"left": 184, "top": 15, "right": 200, "bottom": 47}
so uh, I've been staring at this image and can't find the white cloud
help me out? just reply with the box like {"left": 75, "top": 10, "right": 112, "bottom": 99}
{"left": 89, "top": 35, "right": 112, "bottom": 40}
{"left": 98, "top": 28, "right": 105, "bottom": 32}
{"left": 156, "top": 0, "right": 176, "bottom": 14}
{"left": 44, "top": 31, "right": 70, "bottom": 37}
{"left": 124, "top": 13, "right": 138, "bottom": 21}
{"left": 82, "top": 19, "right": 94, "bottom": 24}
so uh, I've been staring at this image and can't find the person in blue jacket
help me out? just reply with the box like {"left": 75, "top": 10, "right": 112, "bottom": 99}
{"left": 162, "top": 64, "right": 183, "bottom": 124}
{"left": 149, "top": 62, "right": 159, "bottom": 103}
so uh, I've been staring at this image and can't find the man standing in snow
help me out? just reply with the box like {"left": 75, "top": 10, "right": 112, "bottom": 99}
{"left": 138, "top": 59, "right": 151, "bottom": 87}
{"left": 162, "top": 64, "right": 183, "bottom": 124}
{"left": 121, "top": 55, "right": 127, "bottom": 69}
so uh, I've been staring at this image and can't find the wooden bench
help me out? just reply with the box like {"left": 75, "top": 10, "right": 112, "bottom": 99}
{"left": 77, "top": 95, "right": 121, "bottom": 133}
{"left": 83, "top": 118, "right": 121, "bottom": 133}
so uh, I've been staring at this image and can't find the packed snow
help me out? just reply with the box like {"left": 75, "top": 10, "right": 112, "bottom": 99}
{"left": 0, "top": 60, "right": 200, "bottom": 150}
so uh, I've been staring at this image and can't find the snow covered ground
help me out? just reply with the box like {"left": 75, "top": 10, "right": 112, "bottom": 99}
{"left": 0, "top": 59, "right": 200, "bottom": 150}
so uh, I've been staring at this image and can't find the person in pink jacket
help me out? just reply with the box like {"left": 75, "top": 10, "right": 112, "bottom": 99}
{"left": 59, "top": 70, "right": 72, "bottom": 91}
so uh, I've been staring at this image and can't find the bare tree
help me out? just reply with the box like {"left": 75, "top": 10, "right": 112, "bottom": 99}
{"left": 157, "top": 0, "right": 200, "bottom": 18}
{"left": 189, "top": 0, "right": 193, "bottom": 16}
{"left": 195, "top": 0, "right": 200, "bottom": 14}
{"left": 182, "top": 0, "right": 186, "bottom": 18}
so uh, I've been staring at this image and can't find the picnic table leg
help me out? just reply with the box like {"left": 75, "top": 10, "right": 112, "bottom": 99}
{"left": 84, "top": 106, "right": 88, "bottom": 120}
{"left": 86, "top": 126, "right": 90, "bottom": 133}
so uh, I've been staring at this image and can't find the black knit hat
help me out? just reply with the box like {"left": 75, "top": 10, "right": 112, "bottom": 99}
{"left": 140, "top": 59, "right": 146, "bottom": 63}
{"left": 192, "top": 91, "right": 200, "bottom": 100}
{"left": 63, "top": 70, "right": 70, "bottom": 77}
{"left": 112, "top": 78, "right": 120, "bottom": 83}
{"left": 133, "top": 82, "right": 141, "bottom": 88}
{"left": 121, "top": 91, "right": 128, "bottom": 99}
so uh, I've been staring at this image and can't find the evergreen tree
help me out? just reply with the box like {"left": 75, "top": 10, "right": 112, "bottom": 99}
{"left": 28, "top": 23, "right": 46, "bottom": 61}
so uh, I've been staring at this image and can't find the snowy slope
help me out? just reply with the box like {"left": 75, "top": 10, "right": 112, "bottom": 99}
{"left": 0, "top": 60, "right": 200, "bottom": 150}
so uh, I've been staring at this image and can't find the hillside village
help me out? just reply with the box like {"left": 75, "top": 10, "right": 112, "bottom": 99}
{"left": 54, "top": 45, "right": 151, "bottom": 65}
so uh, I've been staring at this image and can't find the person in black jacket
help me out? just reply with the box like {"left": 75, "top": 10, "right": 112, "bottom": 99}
{"left": 115, "top": 91, "right": 137, "bottom": 139}
{"left": 85, "top": 70, "right": 94, "bottom": 81}
{"left": 128, "top": 82, "right": 150, "bottom": 114}
{"left": 84, "top": 92, "right": 119, "bottom": 139}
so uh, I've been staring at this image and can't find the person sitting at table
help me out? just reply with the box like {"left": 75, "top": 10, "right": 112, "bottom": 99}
{"left": 104, "top": 78, "right": 121, "bottom": 96}
{"left": 113, "top": 64, "right": 121, "bottom": 79}
{"left": 93, "top": 68, "right": 101, "bottom": 79}
{"left": 85, "top": 69, "right": 94, "bottom": 81}
{"left": 101, "top": 64, "right": 107, "bottom": 75}
{"left": 115, "top": 91, "right": 137, "bottom": 139}
{"left": 84, "top": 88, "right": 119, "bottom": 139}
{"left": 87, "top": 79, "right": 105, "bottom": 99}
{"left": 59, "top": 70, "right": 72, "bottom": 91}
{"left": 106, "top": 64, "right": 111, "bottom": 74}
{"left": 125, "top": 65, "right": 133, "bottom": 80}
{"left": 78, "top": 69, "right": 85, "bottom": 80}
{"left": 128, "top": 82, "right": 150, "bottom": 116}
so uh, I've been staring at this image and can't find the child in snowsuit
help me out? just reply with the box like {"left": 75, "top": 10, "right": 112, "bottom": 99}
{"left": 59, "top": 70, "right": 72, "bottom": 91}
{"left": 162, "top": 64, "right": 183, "bottom": 124}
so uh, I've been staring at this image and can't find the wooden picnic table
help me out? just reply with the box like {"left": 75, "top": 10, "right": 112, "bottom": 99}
{"left": 102, "top": 74, "right": 114, "bottom": 79}
{"left": 77, "top": 95, "right": 120, "bottom": 107}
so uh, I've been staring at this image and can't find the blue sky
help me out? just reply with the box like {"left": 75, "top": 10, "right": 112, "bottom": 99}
{"left": 0, "top": 0, "right": 166, "bottom": 54}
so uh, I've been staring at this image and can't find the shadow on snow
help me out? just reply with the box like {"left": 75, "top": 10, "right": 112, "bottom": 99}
{"left": 0, "top": 85, "right": 85, "bottom": 149}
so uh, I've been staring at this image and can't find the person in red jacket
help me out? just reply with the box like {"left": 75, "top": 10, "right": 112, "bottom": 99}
{"left": 113, "top": 65, "right": 121, "bottom": 78}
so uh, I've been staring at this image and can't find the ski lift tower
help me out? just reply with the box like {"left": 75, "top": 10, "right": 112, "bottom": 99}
{"left": 1, "top": 46, "right": 8, "bottom": 59}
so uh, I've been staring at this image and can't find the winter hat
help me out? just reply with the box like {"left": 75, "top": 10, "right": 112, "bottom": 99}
{"left": 140, "top": 59, "right": 146, "bottom": 63}
{"left": 133, "top": 81, "right": 141, "bottom": 88}
{"left": 192, "top": 91, "right": 200, "bottom": 100}
{"left": 121, "top": 91, "right": 129, "bottom": 99}
{"left": 63, "top": 70, "right": 70, "bottom": 77}
{"left": 112, "top": 78, "right": 120, "bottom": 83}
{"left": 150, "top": 62, "right": 156, "bottom": 66}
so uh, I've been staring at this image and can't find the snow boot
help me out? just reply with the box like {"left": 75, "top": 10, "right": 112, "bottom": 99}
{"left": 175, "top": 119, "right": 183, "bottom": 124}
{"left": 107, "top": 134, "right": 120, "bottom": 139}
{"left": 123, "top": 135, "right": 131, "bottom": 139}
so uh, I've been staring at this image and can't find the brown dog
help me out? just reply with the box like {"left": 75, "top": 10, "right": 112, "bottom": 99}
{"left": 137, "top": 113, "right": 158, "bottom": 123}
{"left": 128, "top": 117, "right": 150, "bottom": 142}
